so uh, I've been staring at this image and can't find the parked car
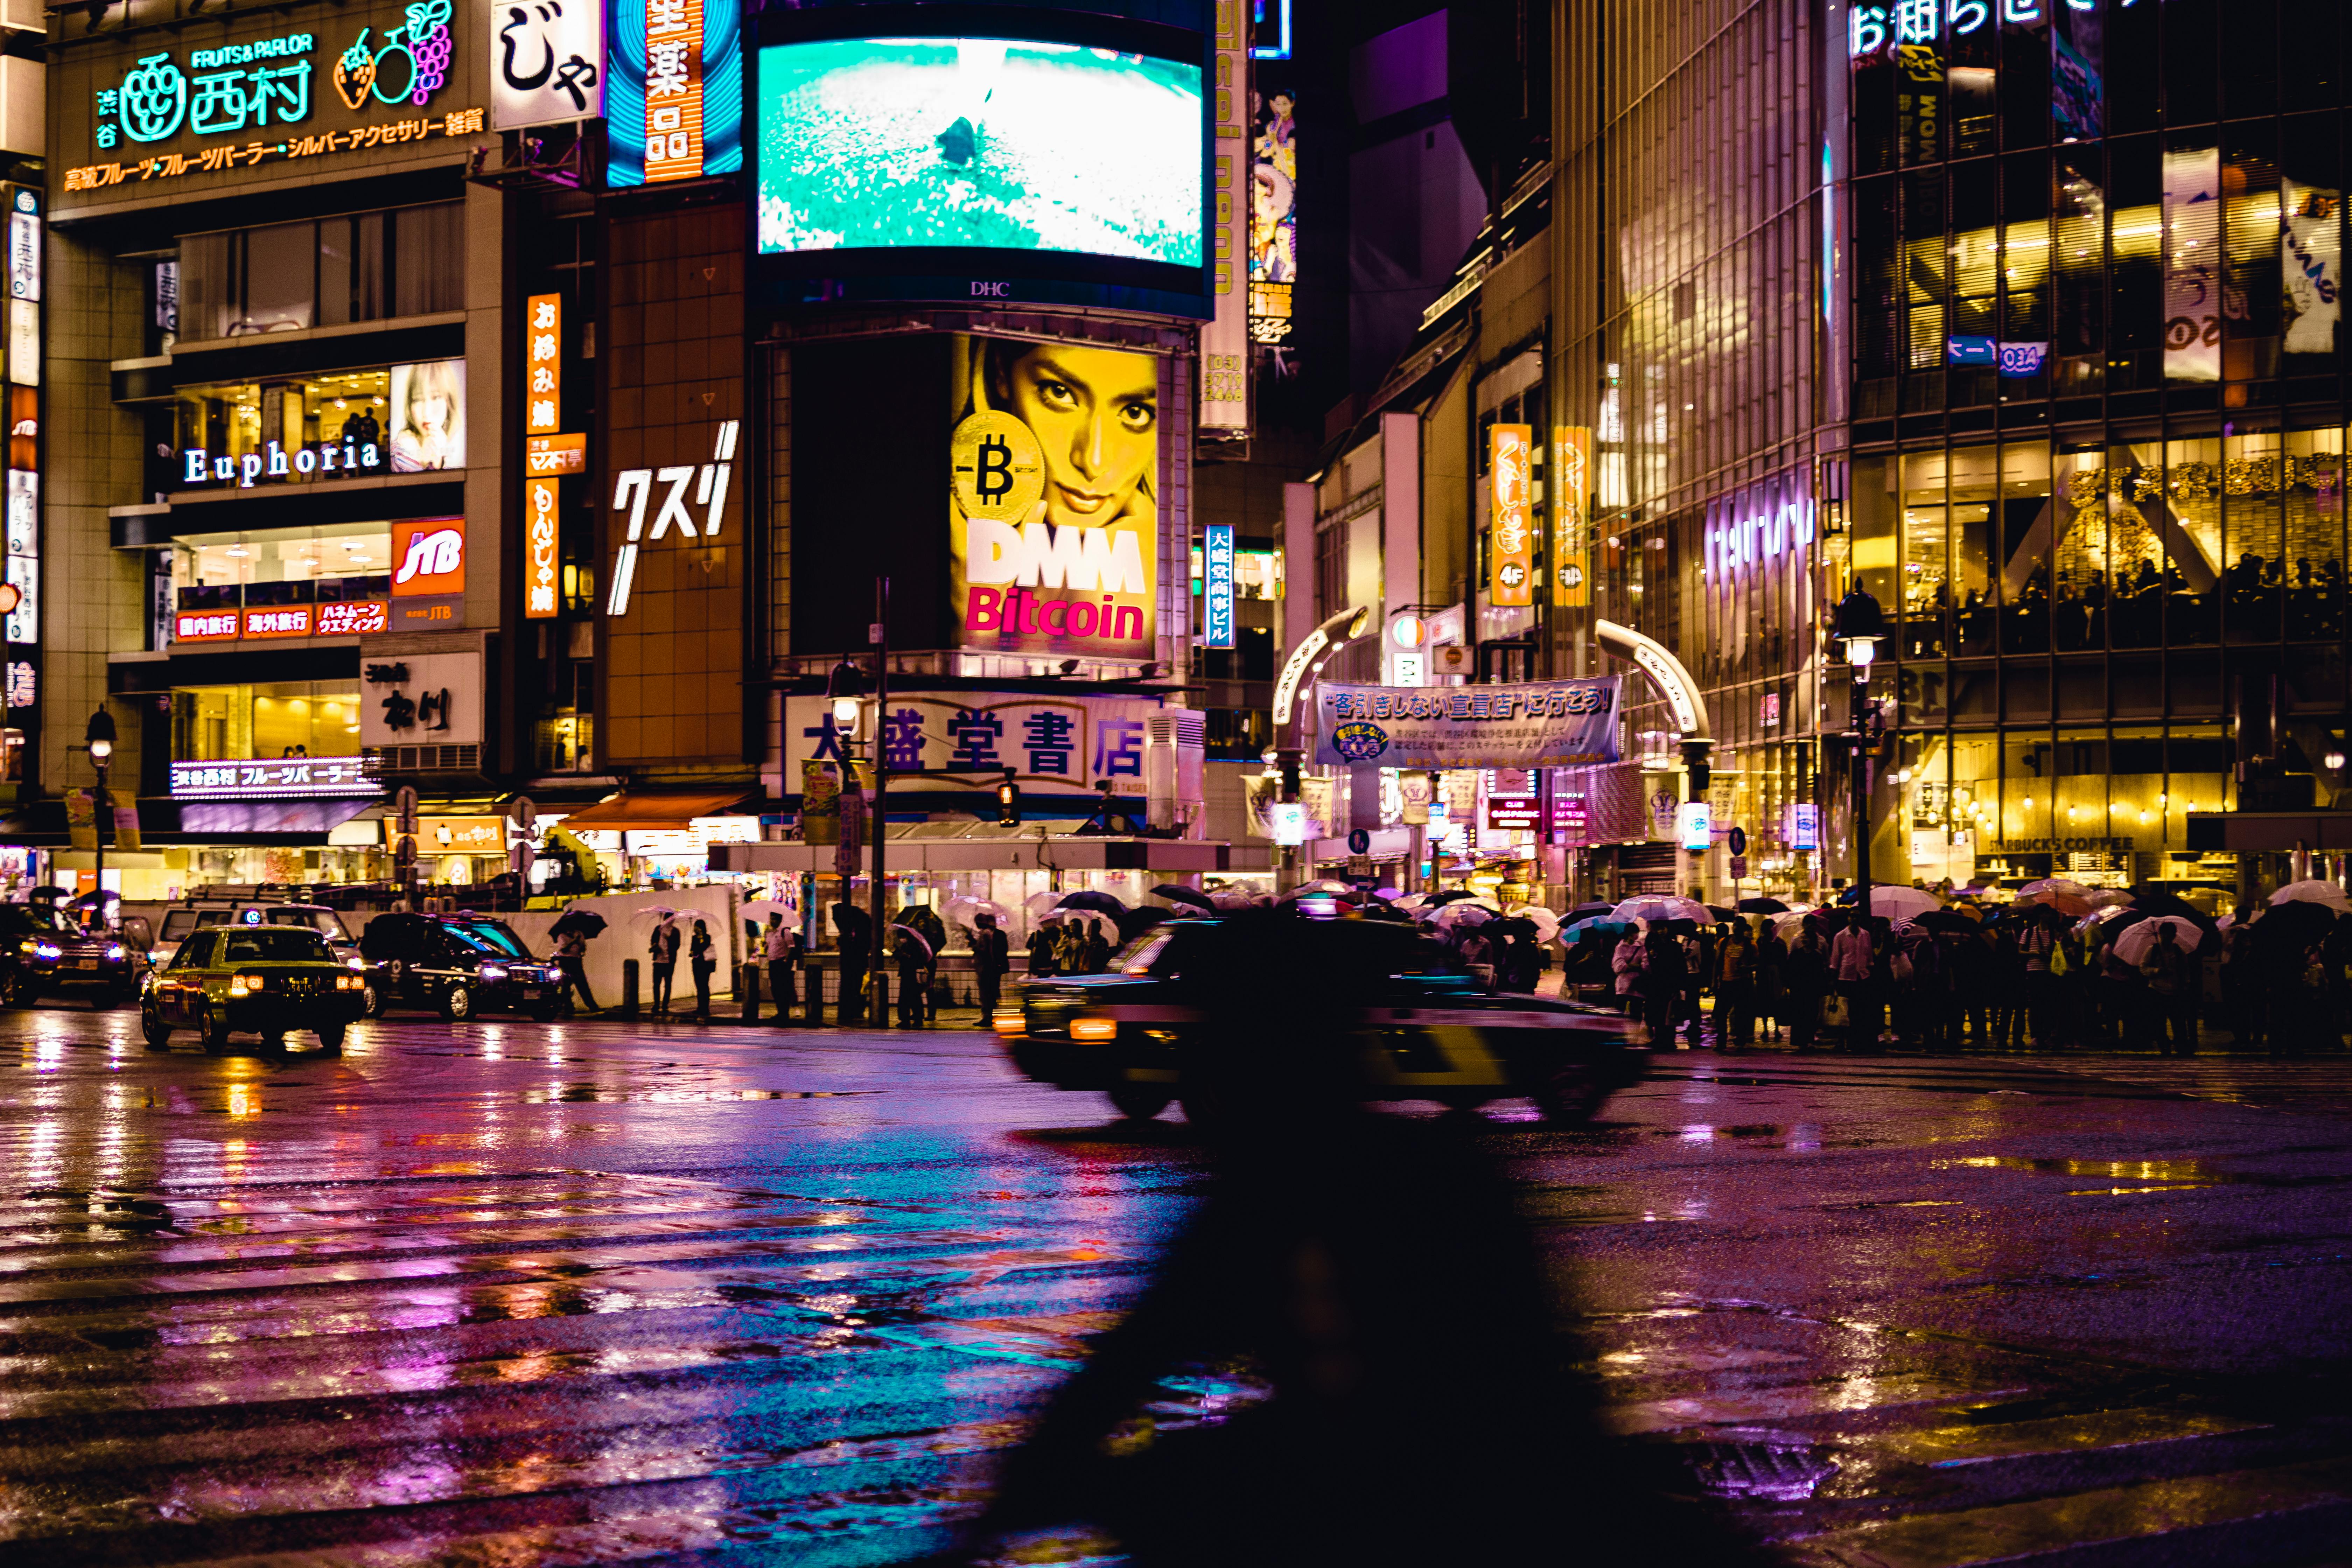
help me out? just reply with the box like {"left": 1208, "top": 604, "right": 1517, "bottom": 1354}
{"left": 141, "top": 924, "right": 365, "bottom": 1055}
{"left": 358, "top": 912, "right": 567, "bottom": 1021}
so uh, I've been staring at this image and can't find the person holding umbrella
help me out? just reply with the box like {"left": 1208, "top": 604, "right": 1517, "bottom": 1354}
{"left": 894, "top": 927, "right": 930, "bottom": 1027}
{"left": 834, "top": 902, "right": 873, "bottom": 1024}
{"left": 972, "top": 911, "right": 1010, "bottom": 1025}
{"left": 2140, "top": 920, "right": 2197, "bottom": 1056}
{"left": 649, "top": 912, "right": 682, "bottom": 1017}
{"left": 549, "top": 905, "right": 605, "bottom": 1015}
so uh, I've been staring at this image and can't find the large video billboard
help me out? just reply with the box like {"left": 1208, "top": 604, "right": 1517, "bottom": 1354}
{"left": 948, "top": 335, "right": 1158, "bottom": 662}
{"left": 756, "top": 36, "right": 1202, "bottom": 268}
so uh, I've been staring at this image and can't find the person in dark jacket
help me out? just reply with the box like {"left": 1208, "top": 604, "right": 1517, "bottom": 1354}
{"left": 1782, "top": 925, "right": 1830, "bottom": 1051}
{"left": 648, "top": 913, "right": 681, "bottom": 1016}
{"left": 687, "top": 918, "right": 716, "bottom": 1022}
{"left": 972, "top": 911, "right": 1011, "bottom": 1025}
{"left": 1638, "top": 927, "right": 1687, "bottom": 1048}
{"left": 834, "top": 902, "right": 872, "bottom": 1024}
{"left": 895, "top": 930, "right": 928, "bottom": 1027}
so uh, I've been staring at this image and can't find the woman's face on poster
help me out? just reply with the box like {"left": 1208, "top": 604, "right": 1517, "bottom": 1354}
{"left": 999, "top": 346, "right": 1155, "bottom": 530}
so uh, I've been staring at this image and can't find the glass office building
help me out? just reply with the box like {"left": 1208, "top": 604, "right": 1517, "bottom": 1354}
{"left": 1838, "top": 0, "right": 2346, "bottom": 899}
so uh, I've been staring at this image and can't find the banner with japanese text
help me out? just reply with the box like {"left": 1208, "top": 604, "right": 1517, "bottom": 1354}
{"left": 784, "top": 693, "right": 1174, "bottom": 796}
{"left": 1312, "top": 677, "right": 1622, "bottom": 770}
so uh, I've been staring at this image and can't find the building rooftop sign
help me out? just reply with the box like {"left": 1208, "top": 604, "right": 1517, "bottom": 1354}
{"left": 63, "top": 1, "right": 486, "bottom": 197}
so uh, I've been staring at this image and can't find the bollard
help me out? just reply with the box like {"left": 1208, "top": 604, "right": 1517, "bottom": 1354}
{"left": 738, "top": 962, "right": 761, "bottom": 1024}
{"left": 621, "top": 959, "right": 639, "bottom": 1022}
{"left": 873, "top": 972, "right": 890, "bottom": 1030}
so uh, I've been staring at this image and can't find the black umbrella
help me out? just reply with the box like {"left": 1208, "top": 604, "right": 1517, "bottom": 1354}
{"left": 1909, "top": 908, "right": 1982, "bottom": 934}
{"left": 1116, "top": 906, "right": 1171, "bottom": 941}
{"left": 1706, "top": 905, "right": 1739, "bottom": 923}
{"left": 549, "top": 908, "right": 608, "bottom": 938}
{"left": 1425, "top": 889, "right": 1483, "bottom": 906}
{"left": 1151, "top": 885, "right": 1219, "bottom": 913}
{"left": 2254, "top": 898, "right": 2338, "bottom": 948}
{"left": 1736, "top": 897, "right": 1791, "bottom": 914}
{"left": 1567, "top": 901, "right": 1616, "bottom": 921}
{"left": 1056, "top": 890, "right": 1130, "bottom": 917}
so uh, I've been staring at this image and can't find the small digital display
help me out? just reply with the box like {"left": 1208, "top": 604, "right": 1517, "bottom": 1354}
{"left": 756, "top": 36, "right": 1204, "bottom": 268}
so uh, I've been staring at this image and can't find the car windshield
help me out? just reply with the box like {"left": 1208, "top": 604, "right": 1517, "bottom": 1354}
{"left": 267, "top": 908, "right": 353, "bottom": 941}
{"left": 160, "top": 910, "right": 201, "bottom": 940}
{"left": 219, "top": 929, "right": 334, "bottom": 964}
{"left": 446, "top": 922, "right": 531, "bottom": 958}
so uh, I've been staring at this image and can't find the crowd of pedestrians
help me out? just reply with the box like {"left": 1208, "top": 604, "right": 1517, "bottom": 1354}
{"left": 1580, "top": 889, "right": 2352, "bottom": 1055}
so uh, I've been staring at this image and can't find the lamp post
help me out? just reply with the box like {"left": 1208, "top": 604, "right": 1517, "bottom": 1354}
{"left": 1830, "top": 588, "right": 1888, "bottom": 923}
{"left": 85, "top": 707, "right": 117, "bottom": 908}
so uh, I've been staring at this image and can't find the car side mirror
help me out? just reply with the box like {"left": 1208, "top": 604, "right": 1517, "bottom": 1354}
{"left": 121, "top": 917, "right": 154, "bottom": 953}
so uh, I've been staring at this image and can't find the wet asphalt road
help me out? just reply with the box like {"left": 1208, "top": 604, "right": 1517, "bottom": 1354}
{"left": 6, "top": 1007, "right": 2352, "bottom": 1566}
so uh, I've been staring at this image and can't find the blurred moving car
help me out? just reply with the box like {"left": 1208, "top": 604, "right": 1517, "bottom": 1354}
{"left": 141, "top": 923, "right": 365, "bottom": 1055}
{"left": 359, "top": 912, "right": 566, "bottom": 1021}
{"left": 1000, "top": 917, "right": 1645, "bottom": 1123}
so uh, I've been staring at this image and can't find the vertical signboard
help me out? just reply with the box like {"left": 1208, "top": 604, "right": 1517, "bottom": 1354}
{"left": 607, "top": 0, "right": 743, "bottom": 187}
{"left": 1552, "top": 425, "right": 1591, "bottom": 607}
{"left": 1200, "top": 0, "right": 1251, "bottom": 435}
{"left": 948, "top": 335, "right": 1159, "bottom": 661}
{"left": 3, "top": 189, "right": 36, "bottom": 686}
{"left": 492, "top": 0, "right": 605, "bottom": 127}
{"left": 1248, "top": 81, "right": 1295, "bottom": 343}
{"left": 524, "top": 291, "right": 562, "bottom": 619}
{"left": 1489, "top": 422, "right": 1533, "bottom": 607}
{"left": 1203, "top": 523, "right": 1236, "bottom": 649}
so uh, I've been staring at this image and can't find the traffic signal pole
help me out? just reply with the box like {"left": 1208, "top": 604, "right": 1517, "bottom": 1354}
{"left": 869, "top": 576, "right": 889, "bottom": 1026}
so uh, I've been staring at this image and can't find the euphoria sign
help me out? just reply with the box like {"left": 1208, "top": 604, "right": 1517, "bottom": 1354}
{"left": 1314, "top": 678, "right": 1624, "bottom": 770}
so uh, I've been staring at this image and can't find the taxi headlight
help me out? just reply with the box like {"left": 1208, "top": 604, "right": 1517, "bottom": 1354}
{"left": 32, "top": 942, "right": 60, "bottom": 960}
{"left": 479, "top": 963, "right": 508, "bottom": 982}
{"left": 1068, "top": 1016, "right": 1119, "bottom": 1043}
{"left": 991, "top": 1008, "right": 1027, "bottom": 1037}
{"left": 106, "top": 944, "right": 125, "bottom": 961}
{"left": 347, "top": 958, "right": 366, "bottom": 971}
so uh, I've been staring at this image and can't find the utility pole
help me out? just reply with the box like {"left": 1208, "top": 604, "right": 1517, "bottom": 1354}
{"left": 868, "top": 576, "right": 889, "bottom": 1023}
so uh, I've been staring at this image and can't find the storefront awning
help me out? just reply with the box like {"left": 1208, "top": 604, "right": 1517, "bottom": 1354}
{"left": 561, "top": 790, "right": 754, "bottom": 831}
{"left": 175, "top": 799, "right": 378, "bottom": 838}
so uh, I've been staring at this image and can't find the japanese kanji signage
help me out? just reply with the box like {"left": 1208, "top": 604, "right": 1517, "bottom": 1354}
{"left": 607, "top": 0, "right": 743, "bottom": 187}
{"left": 1202, "top": 524, "right": 1236, "bottom": 649}
{"left": 360, "top": 650, "right": 482, "bottom": 747}
{"left": 170, "top": 756, "right": 378, "bottom": 800}
{"left": 63, "top": 2, "right": 488, "bottom": 199}
{"left": 1553, "top": 425, "right": 1591, "bottom": 608}
{"left": 1200, "top": 0, "right": 1252, "bottom": 435}
{"left": 784, "top": 693, "right": 1172, "bottom": 796}
{"left": 1489, "top": 422, "right": 1534, "bottom": 608}
{"left": 492, "top": 0, "right": 603, "bottom": 128}
{"left": 524, "top": 292, "right": 564, "bottom": 619}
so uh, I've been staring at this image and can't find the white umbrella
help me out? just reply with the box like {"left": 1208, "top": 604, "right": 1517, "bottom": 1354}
{"left": 1431, "top": 902, "right": 1496, "bottom": 928}
{"left": 2111, "top": 915, "right": 2202, "bottom": 966}
{"left": 2270, "top": 879, "right": 2352, "bottom": 910}
{"left": 2018, "top": 877, "right": 2092, "bottom": 899}
{"left": 1506, "top": 905, "right": 1562, "bottom": 943}
{"left": 944, "top": 896, "right": 1008, "bottom": 925}
{"left": 2084, "top": 888, "right": 2135, "bottom": 910}
{"left": 1611, "top": 895, "right": 1712, "bottom": 925}
{"left": 741, "top": 900, "right": 800, "bottom": 930}
{"left": 1024, "top": 890, "right": 1065, "bottom": 917}
{"left": 1853, "top": 886, "right": 1940, "bottom": 920}
{"left": 1391, "top": 894, "right": 1430, "bottom": 911}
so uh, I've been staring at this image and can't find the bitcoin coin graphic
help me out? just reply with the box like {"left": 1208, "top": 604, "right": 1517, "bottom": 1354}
{"left": 951, "top": 411, "right": 1045, "bottom": 523}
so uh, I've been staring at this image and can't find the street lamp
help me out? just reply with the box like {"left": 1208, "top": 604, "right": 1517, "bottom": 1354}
{"left": 85, "top": 707, "right": 117, "bottom": 909}
{"left": 1830, "top": 588, "right": 1887, "bottom": 923}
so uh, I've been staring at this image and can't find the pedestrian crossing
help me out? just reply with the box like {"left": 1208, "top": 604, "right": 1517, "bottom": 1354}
{"left": 0, "top": 1136, "right": 1162, "bottom": 1564}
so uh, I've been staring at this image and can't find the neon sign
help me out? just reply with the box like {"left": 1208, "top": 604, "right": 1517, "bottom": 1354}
{"left": 1851, "top": 0, "right": 2045, "bottom": 58}
{"left": 1203, "top": 524, "right": 1236, "bottom": 649}
{"left": 1702, "top": 493, "right": 1816, "bottom": 580}
{"left": 90, "top": 5, "right": 455, "bottom": 152}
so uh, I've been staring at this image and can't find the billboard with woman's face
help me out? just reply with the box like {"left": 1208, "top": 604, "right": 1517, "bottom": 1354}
{"left": 949, "top": 335, "right": 1158, "bottom": 661}
{"left": 387, "top": 359, "right": 465, "bottom": 472}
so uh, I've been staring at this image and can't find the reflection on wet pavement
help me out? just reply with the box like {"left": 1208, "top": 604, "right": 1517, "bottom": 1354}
{"left": 5, "top": 1018, "right": 2352, "bottom": 1565}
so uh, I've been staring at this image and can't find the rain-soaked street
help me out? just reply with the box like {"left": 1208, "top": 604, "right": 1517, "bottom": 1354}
{"left": 7, "top": 1011, "right": 2352, "bottom": 1566}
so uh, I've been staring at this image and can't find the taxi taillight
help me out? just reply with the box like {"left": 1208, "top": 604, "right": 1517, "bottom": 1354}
{"left": 1068, "top": 1016, "right": 1118, "bottom": 1043}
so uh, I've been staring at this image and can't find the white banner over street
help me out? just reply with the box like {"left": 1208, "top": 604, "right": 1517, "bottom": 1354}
{"left": 1313, "top": 677, "right": 1623, "bottom": 770}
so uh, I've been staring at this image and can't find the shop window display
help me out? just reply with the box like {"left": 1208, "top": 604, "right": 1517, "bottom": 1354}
{"left": 172, "top": 683, "right": 361, "bottom": 763}
{"left": 171, "top": 523, "right": 394, "bottom": 618}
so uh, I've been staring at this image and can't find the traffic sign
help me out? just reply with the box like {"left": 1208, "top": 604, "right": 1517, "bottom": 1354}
{"left": 1728, "top": 825, "right": 1748, "bottom": 856}
{"left": 1346, "top": 854, "right": 1374, "bottom": 879}
{"left": 1346, "top": 827, "right": 1371, "bottom": 855}
{"left": 394, "top": 785, "right": 419, "bottom": 835}
{"left": 1729, "top": 855, "right": 1748, "bottom": 878}
{"left": 510, "top": 794, "right": 537, "bottom": 831}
